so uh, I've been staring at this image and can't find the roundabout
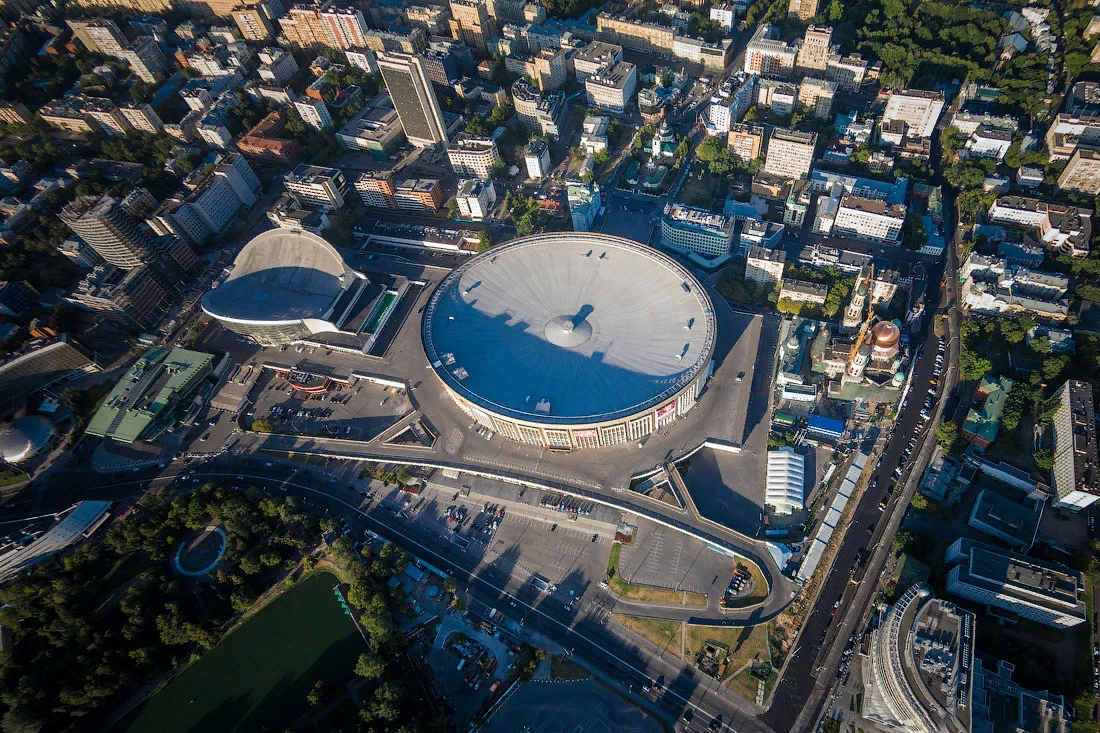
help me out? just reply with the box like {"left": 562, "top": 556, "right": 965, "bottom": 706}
{"left": 172, "top": 524, "right": 228, "bottom": 577}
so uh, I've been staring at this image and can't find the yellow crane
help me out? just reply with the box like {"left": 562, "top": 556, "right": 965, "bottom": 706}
{"left": 846, "top": 263, "right": 874, "bottom": 374}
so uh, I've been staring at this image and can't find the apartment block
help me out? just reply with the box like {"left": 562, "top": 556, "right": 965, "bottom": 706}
{"left": 353, "top": 170, "right": 396, "bottom": 208}
{"left": 596, "top": 13, "right": 674, "bottom": 55}
{"left": 232, "top": 6, "right": 275, "bottom": 41}
{"left": 832, "top": 194, "right": 906, "bottom": 244}
{"left": 585, "top": 60, "right": 637, "bottom": 113}
{"left": 449, "top": 0, "right": 497, "bottom": 55}
{"left": 393, "top": 178, "right": 443, "bottom": 211}
{"left": 574, "top": 41, "right": 623, "bottom": 82}
{"left": 1057, "top": 148, "right": 1100, "bottom": 195}
{"left": 257, "top": 47, "right": 298, "bottom": 84}
{"left": 987, "top": 196, "right": 1092, "bottom": 257}
{"left": 746, "top": 246, "right": 785, "bottom": 286}
{"left": 512, "top": 79, "right": 565, "bottom": 139}
{"left": 283, "top": 164, "right": 348, "bottom": 210}
{"left": 525, "top": 138, "right": 551, "bottom": 179}
{"left": 119, "top": 103, "right": 163, "bottom": 134}
{"left": 727, "top": 123, "right": 765, "bottom": 162}
{"left": 84, "top": 98, "right": 132, "bottom": 137}
{"left": 882, "top": 89, "right": 945, "bottom": 139}
{"left": 1050, "top": 380, "right": 1100, "bottom": 511}
{"left": 456, "top": 178, "right": 496, "bottom": 220}
{"left": 826, "top": 53, "right": 869, "bottom": 91}
{"left": 0, "top": 101, "right": 30, "bottom": 125}
{"left": 320, "top": 4, "right": 368, "bottom": 49}
{"left": 447, "top": 135, "right": 502, "bottom": 178}
{"left": 780, "top": 278, "right": 828, "bottom": 304}
{"left": 763, "top": 128, "right": 816, "bottom": 180}
{"left": 796, "top": 25, "right": 832, "bottom": 73}
{"left": 798, "top": 77, "right": 836, "bottom": 120}
{"left": 294, "top": 98, "right": 332, "bottom": 130}
{"left": 744, "top": 24, "right": 796, "bottom": 80}
{"left": 788, "top": 0, "right": 819, "bottom": 21}
{"left": 63, "top": 264, "right": 171, "bottom": 331}
{"left": 278, "top": 2, "right": 331, "bottom": 48}
{"left": 530, "top": 47, "right": 566, "bottom": 91}
{"left": 1045, "top": 113, "right": 1100, "bottom": 161}
{"left": 147, "top": 154, "right": 260, "bottom": 245}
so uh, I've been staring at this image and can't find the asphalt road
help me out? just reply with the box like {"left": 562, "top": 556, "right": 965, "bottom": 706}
{"left": 762, "top": 260, "right": 948, "bottom": 733}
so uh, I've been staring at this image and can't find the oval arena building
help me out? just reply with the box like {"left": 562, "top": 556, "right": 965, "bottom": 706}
{"left": 422, "top": 233, "right": 716, "bottom": 450}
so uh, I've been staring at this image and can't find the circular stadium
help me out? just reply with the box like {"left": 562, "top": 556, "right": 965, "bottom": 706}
{"left": 422, "top": 233, "right": 716, "bottom": 450}
{"left": 201, "top": 229, "right": 368, "bottom": 347}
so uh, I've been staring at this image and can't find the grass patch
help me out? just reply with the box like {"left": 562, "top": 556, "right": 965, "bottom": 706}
{"left": 550, "top": 654, "right": 591, "bottom": 681}
{"left": 722, "top": 558, "right": 769, "bottom": 609}
{"left": 0, "top": 470, "right": 28, "bottom": 487}
{"left": 606, "top": 543, "right": 707, "bottom": 607}
{"left": 612, "top": 615, "right": 683, "bottom": 656}
{"left": 687, "top": 624, "right": 770, "bottom": 674}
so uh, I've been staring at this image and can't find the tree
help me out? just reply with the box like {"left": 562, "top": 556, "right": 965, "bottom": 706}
{"left": 960, "top": 350, "right": 992, "bottom": 381}
{"left": 935, "top": 422, "right": 958, "bottom": 452}
{"left": 355, "top": 651, "right": 387, "bottom": 679}
{"left": 1033, "top": 449, "right": 1053, "bottom": 472}
{"left": 251, "top": 417, "right": 276, "bottom": 433}
{"left": 443, "top": 577, "right": 457, "bottom": 594}
{"left": 307, "top": 680, "right": 331, "bottom": 708}
{"left": 477, "top": 230, "right": 492, "bottom": 253}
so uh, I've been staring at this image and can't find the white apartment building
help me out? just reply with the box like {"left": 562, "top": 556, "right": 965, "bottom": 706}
{"left": 744, "top": 24, "right": 796, "bottom": 79}
{"left": 882, "top": 89, "right": 945, "bottom": 139}
{"left": 456, "top": 178, "right": 497, "bottom": 220}
{"left": 763, "top": 128, "right": 816, "bottom": 180}
{"left": 257, "top": 48, "right": 299, "bottom": 85}
{"left": 580, "top": 115, "right": 609, "bottom": 154}
{"left": 198, "top": 122, "right": 233, "bottom": 149}
{"left": 585, "top": 61, "right": 638, "bottom": 113}
{"left": 832, "top": 194, "right": 906, "bottom": 243}
{"left": 524, "top": 139, "right": 551, "bottom": 179}
{"left": 346, "top": 49, "right": 379, "bottom": 76}
{"left": 283, "top": 165, "right": 349, "bottom": 211}
{"left": 745, "top": 246, "right": 785, "bottom": 285}
{"left": 118, "top": 103, "right": 163, "bottom": 134}
{"left": 661, "top": 204, "right": 736, "bottom": 257}
{"left": 146, "top": 153, "right": 260, "bottom": 245}
{"left": 119, "top": 37, "right": 167, "bottom": 84}
{"left": 710, "top": 5, "right": 737, "bottom": 30}
{"left": 1051, "top": 380, "right": 1100, "bottom": 511}
{"left": 447, "top": 136, "right": 503, "bottom": 178}
{"left": 987, "top": 196, "right": 1093, "bottom": 257}
{"left": 295, "top": 99, "right": 333, "bottom": 130}
{"left": 779, "top": 278, "right": 828, "bottom": 304}
{"left": 739, "top": 218, "right": 784, "bottom": 256}
{"left": 826, "top": 53, "right": 869, "bottom": 91}
{"left": 964, "top": 124, "right": 1014, "bottom": 161}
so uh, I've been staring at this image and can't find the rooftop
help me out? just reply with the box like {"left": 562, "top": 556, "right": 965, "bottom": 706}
{"left": 422, "top": 233, "right": 715, "bottom": 424}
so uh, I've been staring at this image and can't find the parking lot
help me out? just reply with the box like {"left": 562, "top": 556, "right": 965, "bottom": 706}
{"left": 617, "top": 518, "right": 731, "bottom": 597}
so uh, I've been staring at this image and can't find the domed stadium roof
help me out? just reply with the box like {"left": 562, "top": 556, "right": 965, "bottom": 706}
{"left": 0, "top": 415, "right": 53, "bottom": 464}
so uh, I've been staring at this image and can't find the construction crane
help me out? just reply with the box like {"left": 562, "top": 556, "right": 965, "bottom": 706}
{"left": 846, "top": 263, "right": 874, "bottom": 374}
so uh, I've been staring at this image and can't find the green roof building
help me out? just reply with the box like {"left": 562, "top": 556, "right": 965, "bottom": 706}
{"left": 87, "top": 347, "right": 214, "bottom": 443}
{"left": 962, "top": 374, "right": 1014, "bottom": 449}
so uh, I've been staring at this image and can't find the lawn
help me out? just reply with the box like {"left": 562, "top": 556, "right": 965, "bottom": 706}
{"left": 606, "top": 543, "right": 707, "bottom": 607}
{"left": 678, "top": 168, "right": 722, "bottom": 211}
{"left": 261, "top": 450, "right": 328, "bottom": 467}
{"left": 121, "top": 572, "right": 364, "bottom": 733}
{"left": 550, "top": 654, "right": 591, "bottom": 681}
{"left": 0, "top": 469, "right": 28, "bottom": 488}
{"left": 612, "top": 614, "right": 683, "bottom": 657}
{"left": 687, "top": 623, "right": 770, "bottom": 675}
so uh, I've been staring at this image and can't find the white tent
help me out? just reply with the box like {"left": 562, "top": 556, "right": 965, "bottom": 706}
{"left": 766, "top": 447, "right": 805, "bottom": 515}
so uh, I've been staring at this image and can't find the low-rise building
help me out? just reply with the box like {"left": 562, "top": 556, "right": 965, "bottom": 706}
{"left": 765, "top": 447, "right": 804, "bottom": 514}
{"left": 945, "top": 537, "right": 1086, "bottom": 628}
{"left": 965, "top": 124, "right": 1014, "bottom": 161}
{"left": 580, "top": 115, "right": 609, "bottom": 155}
{"left": 456, "top": 178, "right": 497, "bottom": 220}
{"left": 335, "top": 91, "right": 404, "bottom": 161}
{"left": 660, "top": 204, "right": 736, "bottom": 257}
{"left": 967, "top": 489, "right": 1042, "bottom": 552}
{"left": 779, "top": 278, "right": 828, "bottom": 305}
{"left": 961, "top": 374, "right": 1015, "bottom": 449}
{"left": 567, "top": 181, "right": 600, "bottom": 232}
{"left": 960, "top": 253, "right": 1071, "bottom": 319}
{"left": 266, "top": 193, "right": 331, "bottom": 234}
{"left": 1057, "top": 147, "right": 1100, "bottom": 195}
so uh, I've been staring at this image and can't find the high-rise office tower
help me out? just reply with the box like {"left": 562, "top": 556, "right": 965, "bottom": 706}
{"left": 376, "top": 51, "right": 448, "bottom": 147}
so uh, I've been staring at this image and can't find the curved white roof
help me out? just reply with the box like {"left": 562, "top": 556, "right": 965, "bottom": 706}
{"left": 202, "top": 229, "right": 362, "bottom": 325}
{"left": 423, "top": 233, "right": 715, "bottom": 424}
{"left": 766, "top": 447, "right": 805, "bottom": 514}
{"left": 0, "top": 416, "right": 53, "bottom": 463}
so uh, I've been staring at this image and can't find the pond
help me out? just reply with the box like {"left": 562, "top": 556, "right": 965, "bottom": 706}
{"left": 120, "top": 572, "right": 363, "bottom": 733}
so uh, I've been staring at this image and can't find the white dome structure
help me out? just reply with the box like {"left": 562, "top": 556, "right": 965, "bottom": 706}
{"left": 0, "top": 416, "right": 54, "bottom": 464}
